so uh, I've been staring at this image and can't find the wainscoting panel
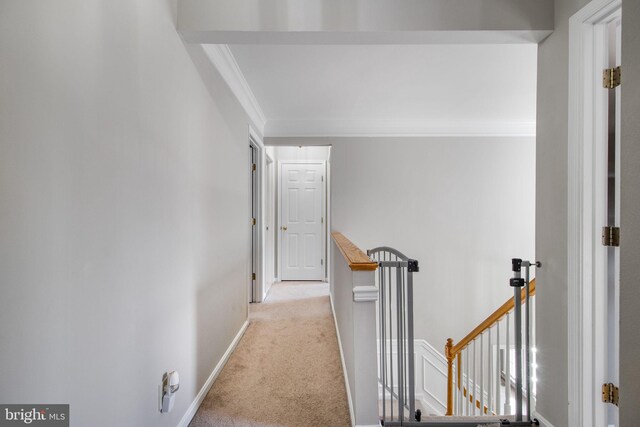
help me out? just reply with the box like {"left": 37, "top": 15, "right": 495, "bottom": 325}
{"left": 377, "top": 339, "right": 448, "bottom": 416}
{"left": 415, "top": 340, "right": 448, "bottom": 415}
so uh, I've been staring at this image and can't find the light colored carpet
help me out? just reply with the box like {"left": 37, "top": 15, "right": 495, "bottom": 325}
{"left": 189, "top": 281, "right": 351, "bottom": 427}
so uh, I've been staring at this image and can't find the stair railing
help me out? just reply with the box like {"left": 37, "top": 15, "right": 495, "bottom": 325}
{"left": 444, "top": 279, "right": 536, "bottom": 418}
{"left": 367, "top": 247, "right": 420, "bottom": 426}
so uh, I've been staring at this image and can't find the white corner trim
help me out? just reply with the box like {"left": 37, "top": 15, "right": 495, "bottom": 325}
{"left": 532, "top": 410, "right": 556, "bottom": 427}
{"left": 329, "top": 293, "right": 356, "bottom": 427}
{"left": 265, "top": 119, "right": 536, "bottom": 138}
{"left": 249, "top": 124, "right": 264, "bottom": 147}
{"left": 178, "top": 320, "right": 249, "bottom": 427}
{"left": 353, "top": 286, "right": 379, "bottom": 302}
{"left": 203, "top": 44, "right": 266, "bottom": 133}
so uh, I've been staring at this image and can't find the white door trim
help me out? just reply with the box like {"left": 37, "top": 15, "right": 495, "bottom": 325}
{"left": 277, "top": 160, "right": 327, "bottom": 281}
{"left": 264, "top": 153, "right": 275, "bottom": 298}
{"left": 567, "top": 1, "right": 621, "bottom": 426}
{"left": 249, "top": 125, "right": 266, "bottom": 302}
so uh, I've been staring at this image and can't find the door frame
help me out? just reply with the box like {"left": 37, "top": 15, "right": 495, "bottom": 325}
{"left": 277, "top": 160, "right": 328, "bottom": 281}
{"left": 264, "top": 153, "right": 275, "bottom": 298}
{"left": 249, "top": 125, "right": 266, "bottom": 303}
{"left": 567, "top": 0, "right": 621, "bottom": 425}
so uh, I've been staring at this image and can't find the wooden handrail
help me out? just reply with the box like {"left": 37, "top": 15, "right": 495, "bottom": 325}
{"left": 444, "top": 279, "right": 536, "bottom": 415}
{"left": 449, "top": 279, "right": 535, "bottom": 357}
{"left": 331, "top": 232, "right": 378, "bottom": 271}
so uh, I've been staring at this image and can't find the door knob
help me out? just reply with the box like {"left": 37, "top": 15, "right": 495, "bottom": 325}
{"left": 281, "top": 226, "right": 288, "bottom": 231}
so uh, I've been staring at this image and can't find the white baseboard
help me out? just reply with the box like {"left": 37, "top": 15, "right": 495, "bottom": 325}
{"left": 263, "top": 279, "right": 275, "bottom": 301}
{"left": 177, "top": 320, "right": 249, "bottom": 427}
{"left": 415, "top": 392, "right": 447, "bottom": 418}
{"left": 329, "top": 293, "right": 356, "bottom": 427}
{"left": 532, "top": 410, "right": 555, "bottom": 427}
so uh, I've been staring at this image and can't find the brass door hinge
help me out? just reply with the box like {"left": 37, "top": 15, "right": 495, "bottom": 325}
{"left": 252, "top": 272, "right": 256, "bottom": 280}
{"left": 602, "top": 383, "right": 619, "bottom": 406}
{"left": 252, "top": 163, "right": 256, "bottom": 171}
{"left": 603, "top": 66, "right": 621, "bottom": 89}
{"left": 602, "top": 226, "right": 620, "bottom": 247}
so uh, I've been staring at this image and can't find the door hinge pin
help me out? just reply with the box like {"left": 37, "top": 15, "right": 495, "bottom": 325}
{"left": 602, "top": 383, "right": 619, "bottom": 406}
{"left": 252, "top": 163, "right": 256, "bottom": 171}
{"left": 603, "top": 66, "right": 621, "bottom": 89}
{"left": 252, "top": 272, "right": 256, "bottom": 280}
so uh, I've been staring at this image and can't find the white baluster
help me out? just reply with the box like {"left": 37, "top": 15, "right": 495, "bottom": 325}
{"left": 532, "top": 296, "right": 536, "bottom": 403}
{"left": 472, "top": 339, "right": 477, "bottom": 415}
{"left": 496, "top": 321, "right": 501, "bottom": 415}
{"left": 520, "top": 302, "right": 531, "bottom": 415}
{"left": 488, "top": 327, "right": 493, "bottom": 415}
{"left": 505, "top": 312, "right": 512, "bottom": 414}
{"left": 480, "top": 332, "right": 484, "bottom": 414}
{"left": 465, "top": 346, "right": 470, "bottom": 415}
{"left": 456, "top": 353, "right": 461, "bottom": 415}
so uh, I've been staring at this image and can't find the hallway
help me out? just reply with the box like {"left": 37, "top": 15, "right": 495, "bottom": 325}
{"left": 190, "top": 282, "right": 351, "bottom": 427}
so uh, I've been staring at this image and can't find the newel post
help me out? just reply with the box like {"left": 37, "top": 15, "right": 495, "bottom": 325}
{"left": 445, "top": 338, "right": 454, "bottom": 416}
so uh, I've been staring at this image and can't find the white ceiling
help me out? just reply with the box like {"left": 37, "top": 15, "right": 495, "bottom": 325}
{"left": 228, "top": 44, "right": 537, "bottom": 136}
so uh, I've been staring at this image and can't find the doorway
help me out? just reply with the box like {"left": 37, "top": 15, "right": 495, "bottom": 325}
{"left": 266, "top": 146, "right": 331, "bottom": 282}
{"left": 265, "top": 154, "right": 276, "bottom": 295}
{"left": 250, "top": 142, "right": 258, "bottom": 302}
{"left": 249, "top": 131, "right": 265, "bottom": 303}
{"left": 568, "top": 1, "right": 621, "bottom": 426}
{"left": 279, "top": 161, "right": 326, "bottom": 281}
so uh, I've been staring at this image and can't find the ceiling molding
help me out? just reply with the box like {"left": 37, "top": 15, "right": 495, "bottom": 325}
{"left": 203, "top": 44, "right": 266, "bottom": 133}
{"left": 264, "top": 119, "right": 536, "bottom": 138}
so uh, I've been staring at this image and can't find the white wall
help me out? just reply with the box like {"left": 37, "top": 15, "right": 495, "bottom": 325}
{"left": 270, "top": 145, "right": 331, "bottom": 162}
{"left": 268, "top": 136, "right": 536, "bottom": 351}
{"left": 0, "top": 1, "right": 254, "bottom": 426}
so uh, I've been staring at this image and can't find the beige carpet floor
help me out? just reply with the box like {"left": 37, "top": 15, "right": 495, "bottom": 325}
{"left": 189, "top": 281, "right": 351, "bottom": 427}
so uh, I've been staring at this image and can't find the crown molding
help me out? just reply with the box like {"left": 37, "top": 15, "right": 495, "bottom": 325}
{"left": 203, "top": 44, "right": 266, "bottom": 133}
{"left": 264, "top": 119, "right": 536, "bottom": 138}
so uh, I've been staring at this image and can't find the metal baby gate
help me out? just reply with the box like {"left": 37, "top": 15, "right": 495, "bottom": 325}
{"left": 367, "top": 247, "right": 420, "bottom": 425}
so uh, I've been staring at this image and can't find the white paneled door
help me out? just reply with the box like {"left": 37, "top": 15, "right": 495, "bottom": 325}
{"left": 280, "top": 162, "right": 325, "bottom": 281}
